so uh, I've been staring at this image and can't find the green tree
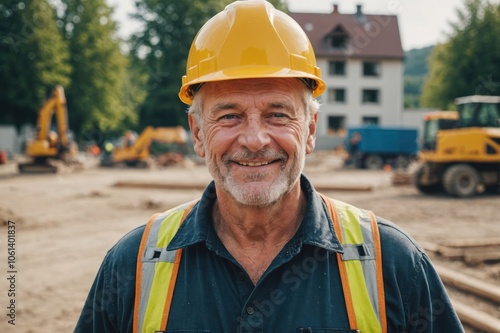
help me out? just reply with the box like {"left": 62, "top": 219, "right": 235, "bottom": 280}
{"left": 421, "top": 0, "right": 500, "bottom": 109}
{"left": 61, "top": 0, "right": 137, "bottom": 140}
{"left": 0, "top": 0, "right": 71, "bottom": 129}
{"left": 130, "top": 0, "right": 286, "bottom": 130}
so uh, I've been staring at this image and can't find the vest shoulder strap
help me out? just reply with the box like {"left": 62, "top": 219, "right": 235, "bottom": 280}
{"left": 133, "top": 200, "right": 198, "bottom": 333}
{"left": 320, "top": 193, "right": 387, "bottom": 333}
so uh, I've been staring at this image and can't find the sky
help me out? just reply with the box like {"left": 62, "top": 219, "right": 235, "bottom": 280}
{"left": 106, "top": 0, "right": 481, "bottom": 51}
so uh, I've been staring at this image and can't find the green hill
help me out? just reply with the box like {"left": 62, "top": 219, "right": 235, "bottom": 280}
{"left": 404, "top": 45, "right": 434, "bottom": 108}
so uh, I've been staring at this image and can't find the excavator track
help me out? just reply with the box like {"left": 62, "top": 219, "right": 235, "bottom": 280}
{"left": 18, "top": 158, "right": 83, "bottom": 174}
{"left": 18, "top": 161, "right": 58, "bottom": 173}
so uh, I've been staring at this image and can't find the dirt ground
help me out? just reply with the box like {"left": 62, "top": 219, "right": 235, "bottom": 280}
{"left": 0, "top": 151, "right": 498, "bottom": 333}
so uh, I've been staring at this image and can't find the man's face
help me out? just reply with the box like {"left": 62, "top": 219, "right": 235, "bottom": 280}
{"left": 189, "top": 78, "right": 317, "bottom": 206}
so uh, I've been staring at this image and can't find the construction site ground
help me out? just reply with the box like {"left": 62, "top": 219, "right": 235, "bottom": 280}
{"left": 0, "top": 151, "right": 498, "bottom": 333}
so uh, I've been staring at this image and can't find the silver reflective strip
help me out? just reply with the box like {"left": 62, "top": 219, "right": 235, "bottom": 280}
{"left": 146, "top": 213, "right": 165, "bottom": 248}
{"left": 143, "top": 247, "right": 177, "bottom": 263}
{"left": 359, "top": 210, "right": 381, "bottom": 324}
{"left": 138, "top": 212, "right": 169, "bottom": 333}
{"left": 361, "top": 259, "right": 380, "bottom": 323}
{"left": 341, "top": 243, "right": 375, "bottom": 260}
{"left": 359, "top": 211, "right": 374, "bottom": 247}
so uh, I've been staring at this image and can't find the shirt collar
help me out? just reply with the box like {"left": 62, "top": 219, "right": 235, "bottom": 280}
{"left": 168, "top": 175, "right": 342, "bottom": 253}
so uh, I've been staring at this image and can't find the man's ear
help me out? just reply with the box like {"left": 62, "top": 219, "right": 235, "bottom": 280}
{"left": 306, "top": 113, "right": 318, "bottom": 154}
{"left": 188, "top": 114, "right": 205, "bottom": 158}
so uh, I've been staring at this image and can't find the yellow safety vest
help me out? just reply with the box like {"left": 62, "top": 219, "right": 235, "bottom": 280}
{"left": 133, "top": 195, "right": 387, "bottom": 333}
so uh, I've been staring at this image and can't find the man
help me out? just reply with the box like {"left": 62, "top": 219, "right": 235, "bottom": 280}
{"left": 346, "top": 131, "right": 362, "bottom": 168}
{"left": 75, "top": 1, "right": 464, "bottom": 332}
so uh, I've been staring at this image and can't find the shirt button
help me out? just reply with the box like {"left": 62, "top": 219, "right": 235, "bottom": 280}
{"left": 246, "top": 306, "right": 255, "bottom": 315}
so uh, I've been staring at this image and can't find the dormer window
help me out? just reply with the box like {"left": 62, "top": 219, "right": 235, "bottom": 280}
{"left": 327, "top": 25, "right": 348, "bottom": 50}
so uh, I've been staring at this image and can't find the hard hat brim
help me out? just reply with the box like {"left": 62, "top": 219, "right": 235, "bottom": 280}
{"left": 179, "top": 67, "right": 325, "bottom": 105}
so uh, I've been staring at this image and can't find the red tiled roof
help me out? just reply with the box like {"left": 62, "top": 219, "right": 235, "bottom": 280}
{"left": 289, "top": 10, "right": 404, "bottom": 59}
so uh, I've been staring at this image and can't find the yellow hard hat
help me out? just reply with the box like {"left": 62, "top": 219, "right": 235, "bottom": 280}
{"left": 178, "top": 0, "right": 325, "bottom": 105}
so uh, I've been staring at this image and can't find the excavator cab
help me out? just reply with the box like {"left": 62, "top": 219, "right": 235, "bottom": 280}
{"left": 455, "top": 95, "right": 500, "bottom": 128}
{"left": 421, "top": 111, "right": 459, "bottom": 151}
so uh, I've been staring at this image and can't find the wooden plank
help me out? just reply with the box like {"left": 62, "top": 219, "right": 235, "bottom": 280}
{"left": 436, "top": 246, "right": 464, "bottom": 259}
{"left": 435, "top": 263, "right": 500, "bottom": 304}
{"left": 451, "top": 299, "right": 500, "bottom": 333}
{"left": 420, "top": 241, "right": 464, "bottom": 258}
{"left": 419, "top": 241, "right": 442, "bottom": 254}
{"left": 314, "top": 184, "right": 373, "bottom": 192}
{"left": 113, "top": 181, "right": 373, "bottom": 192}
{"left": 113, "top": 181, "right": 207, "bottom": 190}
{"left": 463, "top": 251, "right": 500, "bottom": 265}
{"left": 441, "top": 237, "right": 500, "bottom": 248}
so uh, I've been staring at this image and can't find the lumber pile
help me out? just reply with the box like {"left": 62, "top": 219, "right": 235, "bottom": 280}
{"left": 420, "top": 237, "right": 500, "bottom": 265}
{"left": 433, "top": 264, "right": 500, "bottom": 333}
{"left": 390, "top": 170, "right": 412, "bottom": 186}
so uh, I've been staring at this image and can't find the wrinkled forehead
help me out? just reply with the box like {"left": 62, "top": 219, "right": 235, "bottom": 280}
{"left": 199, "top": 78, "right": 308, "bottom": 101}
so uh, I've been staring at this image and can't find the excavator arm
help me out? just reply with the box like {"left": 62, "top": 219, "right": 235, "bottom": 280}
{"left": 53, "top": 86, "right": 70, "bottom": 147}
{"left": 106, "top": 126, "right": 188, "bottom": 167}
{"left": 34, "top": 85, "right": 69, "bottom": 146}
{"left": 151, "top": 126, "right": 188, "bottom": 144}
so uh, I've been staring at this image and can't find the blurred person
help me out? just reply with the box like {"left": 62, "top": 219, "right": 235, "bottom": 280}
{"left": 75, "top": 1, "right": 464, "bottom": 332}
{"left": 47, "top": 130, "right": 59, "bottom": 148}
{"left": 87, "top": 143, "right": 100, "bottom": 157}
{"left": 346, "top": 131, "right": 362, "bottom": 167}
{"left": 123, "top": 130, "right": 137, "bottom": 148}
{"left": 103, "top": 140, "right": 114, "bottom": 154}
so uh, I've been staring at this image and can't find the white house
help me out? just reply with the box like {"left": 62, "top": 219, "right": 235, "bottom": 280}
{"left": 290, "top": 4, "right": 405, "bottom": 143}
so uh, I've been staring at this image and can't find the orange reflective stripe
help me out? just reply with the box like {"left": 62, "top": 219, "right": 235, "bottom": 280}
{"left": 336, "top": 252, "right": 358, "bottom": 330}
{"left": 320, "top": 194, "right": 358, "bottom": 330}
{"left": 133, "top": 212, "right": 160, "bottom": 333}
{"left": 369, "top": 211, "right": 387, "bottom": 333}
{"left": 159, "top": 202, "right": 196, "bottom": 330}
{"left": 160, "top": 248, "right": 183, "bottom": 330}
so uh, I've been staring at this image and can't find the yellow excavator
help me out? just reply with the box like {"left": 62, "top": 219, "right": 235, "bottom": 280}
{"left": 413, "top": 95, "right": 500, "bottom": 197}
{"left": 18, "top": 85, "right": 80, "bottom": 173}
{"left": 100, "top": 126, "right": 188, "bottom": 168}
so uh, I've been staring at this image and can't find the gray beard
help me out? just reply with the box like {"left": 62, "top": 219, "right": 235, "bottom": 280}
{"left": 209, "top": 148, "right": 305, "bottom": 207}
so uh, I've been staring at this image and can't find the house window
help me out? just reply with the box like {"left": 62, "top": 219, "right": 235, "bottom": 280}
{"left": 362, "top": 89, "right": 380, "bottom": 104}
{"left": 328, "top": 61, "right": 346, "bottom": 76}
{"left": 327, "top": 25, "right": 348, "bottom": 50}
{"left": 362, "top": 116, "right": 379, "bottom": 125}
{"left": 327, "top": 88, "right": 346, "bottom": 103}
{"left": 363, "top": 62, "right": 380, "bottom": 76}
{"left": 328, "top": 116, "right": 346, "bottom": 135}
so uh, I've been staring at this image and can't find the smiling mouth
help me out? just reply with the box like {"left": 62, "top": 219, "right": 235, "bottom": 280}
{"left": 237, "top": 161, "right": 273, "bottom": 167}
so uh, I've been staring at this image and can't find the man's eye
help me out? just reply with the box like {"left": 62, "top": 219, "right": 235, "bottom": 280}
{"left": 271, "top": 113, "right": 287, "bottom": 118}
{"left": 220, "top": 114, "right": 237, "bottom": 120}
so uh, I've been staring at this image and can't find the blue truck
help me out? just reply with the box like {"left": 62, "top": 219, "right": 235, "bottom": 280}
{"left": 345, "top": 126, "right": 419, "bottom": 169}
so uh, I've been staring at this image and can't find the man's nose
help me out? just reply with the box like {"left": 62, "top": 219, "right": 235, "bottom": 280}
{"left": 238, "top": 115, "right": 271, "bottom": 152}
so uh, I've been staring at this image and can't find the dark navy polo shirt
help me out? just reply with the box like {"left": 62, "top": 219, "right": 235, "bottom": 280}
{"left": 75, "top": 175, "right": 464, "bottom": 333}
